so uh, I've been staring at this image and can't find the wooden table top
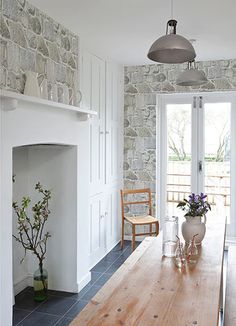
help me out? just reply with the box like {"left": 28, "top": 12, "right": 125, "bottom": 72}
{"left": 71, "top": 220, "right": 226, "bottom": 326}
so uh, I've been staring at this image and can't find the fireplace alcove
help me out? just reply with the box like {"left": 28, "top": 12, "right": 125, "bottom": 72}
{"left": 13, "top": 144, "right": 78, "bottom": 295}
{"left": 0, "top": 91, "right": 96, "bottom": 325}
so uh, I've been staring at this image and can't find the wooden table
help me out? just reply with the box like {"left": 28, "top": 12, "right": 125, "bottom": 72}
{"left": 71, "top": 220, "right": 226, "bottom": 326}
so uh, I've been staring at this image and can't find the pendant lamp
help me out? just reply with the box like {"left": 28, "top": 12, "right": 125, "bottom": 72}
{"left": 176, "top": 61, "right": 208, "bottom": 86}
{"left": 147, "top": 0, "right": 196, "bottom": 64}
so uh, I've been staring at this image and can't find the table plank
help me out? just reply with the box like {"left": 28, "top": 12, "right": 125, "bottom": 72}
{"left": 224, "top": 246, "right": 236, "bottom": 325}
{"left": 71, "top": 221, "right": 226, "bottom": 326}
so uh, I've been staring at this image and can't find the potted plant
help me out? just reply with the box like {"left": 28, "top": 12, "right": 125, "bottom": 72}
{"left": 177, "top": 193, "right": 211, "bottom": 245}
{"left": 13, "top": 182, "right": 52, "bottom": 301}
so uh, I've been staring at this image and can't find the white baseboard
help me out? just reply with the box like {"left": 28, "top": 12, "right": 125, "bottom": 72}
{"left": 78, "top": 272, "right": 91, "bottom": 292}
{"left": 14, "top": 275, "right": 33, "bottom": 296}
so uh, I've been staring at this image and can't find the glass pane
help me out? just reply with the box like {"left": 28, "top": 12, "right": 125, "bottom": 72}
{"left": 166, "top": 104, "right": 192, "bottom": 216}
{"left": 204, "top": 103, "right": 231, "bottom": 221}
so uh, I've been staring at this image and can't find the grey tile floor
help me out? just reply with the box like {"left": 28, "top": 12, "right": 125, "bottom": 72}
{"left": 13, "top": 240, "right": 135, "bottom": 326}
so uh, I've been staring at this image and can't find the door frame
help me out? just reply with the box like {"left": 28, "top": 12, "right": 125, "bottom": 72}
{"left": 157, "top": 91, "right": 236, "bottom": 241}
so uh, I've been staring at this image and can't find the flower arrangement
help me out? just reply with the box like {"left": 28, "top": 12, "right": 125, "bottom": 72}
{"left": 177, "top": 193, "right": 211, "bottom": 217}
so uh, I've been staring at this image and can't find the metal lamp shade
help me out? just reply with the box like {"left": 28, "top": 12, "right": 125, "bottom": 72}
{"left": 147, "top": 34, "right": 196, "bottom": 64}
{"left": 176, "top": 68, "right": 208, "bottom": 86}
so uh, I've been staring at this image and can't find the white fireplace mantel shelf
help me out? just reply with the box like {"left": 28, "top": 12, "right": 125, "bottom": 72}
{"left": 0, "top": 90, "right": 97, "bottom": 121}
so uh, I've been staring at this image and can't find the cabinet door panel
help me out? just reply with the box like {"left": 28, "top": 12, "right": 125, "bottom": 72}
{"left": 104, "top": 188, "right": 120, "bottom": 249}
{"left": 105, "top": 63, "right": 122, "bottom": 184}
{"left": 83, "top": 53, "right": 105, "bottom": 194}
{"left": 89, "top": 195, "right": 105, "bottom": 267}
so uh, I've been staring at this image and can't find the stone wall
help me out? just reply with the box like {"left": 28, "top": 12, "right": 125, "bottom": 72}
{"left": 123, "top": 59, "right": 236, "bottom": 235}
{"left": 0, "top": 0, "right": 79, "bottom": 105}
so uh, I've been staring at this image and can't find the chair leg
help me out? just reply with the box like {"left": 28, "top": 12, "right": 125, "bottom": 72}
{"left": 156, "top": 221, "right": 159, "bottom": 236}
{"left": 121, "top": 219, "right": 124, "bottom": 250}
{"left": 132, "top": 224, "right": 135, "bottom": 251}
{"left": 149, "top": 223, "right": 152, "bottom": 236}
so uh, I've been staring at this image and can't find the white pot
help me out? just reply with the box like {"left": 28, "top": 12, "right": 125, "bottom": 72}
{"left": 181, "top": 215, "right": 206, "bottom": 245}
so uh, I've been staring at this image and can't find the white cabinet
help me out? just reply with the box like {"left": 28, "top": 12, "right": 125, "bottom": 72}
{"left": 81, "top": 49, "right": 123, "bottom": 268}
{"left": 88, "top": 187, "right": 120, "bottom": 267}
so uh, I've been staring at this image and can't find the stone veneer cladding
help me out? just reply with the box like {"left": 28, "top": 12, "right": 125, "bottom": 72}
{"left": 124, "top": 60, "right": 236, "bottom": 235}
{"left": 0, "top": 0, "right": 79, "bottom": 105}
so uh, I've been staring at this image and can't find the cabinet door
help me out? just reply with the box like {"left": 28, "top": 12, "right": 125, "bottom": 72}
{"left": 104, "top": 187, "right": 120, "bottom": 249}
{"left": 105, "top": 63, "right": 122, "bottom": 185}
{"left": 81, "top": 51, "right": 105, "bottom": 195}
{"left": 89, "top": 194, "right": 106, "bottom": 267}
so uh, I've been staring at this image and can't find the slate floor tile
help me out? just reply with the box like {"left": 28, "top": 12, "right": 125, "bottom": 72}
{"left": 105, "top": 260, "right": 124, "bottom": 274}
{"left": 102, "top": 250, "right": 121, "bottom": 262}
{"left": 64, "top": 300, "right": 88, "bottom": 319}
{"left": 91, "top": 271, "right": 102, "bottom": 284}
{"left": 77, "top": 282, "right": 92, "bottom": 299}
{"left": 14, "top": 291, "right": 42, "bottom": 311}
{"left": 18, "top": 311, "right": 60, "bottom": 326}
{"left": 55, "top": 316, "right": 73, "bottom": 326}
{"left": 81, "top": 285, "right": 101, "bottom": 301}
{"left": 13, "top": 309, "right": 31, "bottom": 326}
{"left": 36, "top": 295, "right": 76, "bottom": 316}
{"left": 94, "top": 273, "right": 112, "bottom": 287}
{"left": 91, "top": 259, "right": 112, "bottom": 273}
{"left": 46, "top": 290, "right": 79, "bottom": 299}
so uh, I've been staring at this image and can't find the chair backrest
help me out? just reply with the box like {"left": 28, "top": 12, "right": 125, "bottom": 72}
{"left": 120, "top": 188, "right": 152, "bottom": 220}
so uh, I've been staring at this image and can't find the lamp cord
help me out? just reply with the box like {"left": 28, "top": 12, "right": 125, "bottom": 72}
{"left": 171, "top": 0, "right": 174, "bottom": 19}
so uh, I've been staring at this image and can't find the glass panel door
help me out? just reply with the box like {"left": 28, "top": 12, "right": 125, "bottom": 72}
{"left": 203, "top": 101, "right": 231, "bottom": 221}
{"left": 158, "top": 93, "right": 235, "bottom": 237}
{"left": 166, "top": 103, "right": 192, "bottom": 216}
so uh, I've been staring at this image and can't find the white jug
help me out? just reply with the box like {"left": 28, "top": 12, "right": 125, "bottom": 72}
{"left": 24, "top": 71, "right": 40, "bottom": 98}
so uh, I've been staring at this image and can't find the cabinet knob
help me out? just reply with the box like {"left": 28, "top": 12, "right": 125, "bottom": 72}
{"left": 99, "top": 131, "right": 104, "bottom": 135}
{"left": 100, "top": 214, "right": 104, "bottom": 219}
{"left": 105, "top": 131, "right": 110, "bottom": 134}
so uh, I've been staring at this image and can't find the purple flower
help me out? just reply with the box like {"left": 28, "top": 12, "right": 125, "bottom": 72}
{"left": 177, "top": 192, "right": 211, "bottom": 217}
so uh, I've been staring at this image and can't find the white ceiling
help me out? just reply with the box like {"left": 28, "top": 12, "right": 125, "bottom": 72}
{"left": 31, "top": 0, "right": 236, "bottom": 65}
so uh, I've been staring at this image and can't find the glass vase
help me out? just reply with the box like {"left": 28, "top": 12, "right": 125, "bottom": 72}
{"left": 33, "top": 265, "right": 48, "bottom": 302}
{"left": 162, "top": 216, "right": 179, "bottom": 257}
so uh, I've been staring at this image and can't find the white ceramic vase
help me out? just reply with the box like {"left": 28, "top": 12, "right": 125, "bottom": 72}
{"left": 181, "top": 215, "right": 206, "bottom": 245}
{"left": 24, "top": 71, "right": 40, "bottom": 97}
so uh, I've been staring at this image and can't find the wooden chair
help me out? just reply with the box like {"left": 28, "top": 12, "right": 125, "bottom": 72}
{"left": 120, "top": 188, "right": 159, "bottom": 251}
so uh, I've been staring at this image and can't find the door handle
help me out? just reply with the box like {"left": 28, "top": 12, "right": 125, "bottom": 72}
{"left": 198, "top": 160, "right": 203, "bottom": 173}
{"left": 199, "top": 96, "right": 203, "bottom": 109}
{"left": 193, "top": 96, "right": 197, "bottom": 109}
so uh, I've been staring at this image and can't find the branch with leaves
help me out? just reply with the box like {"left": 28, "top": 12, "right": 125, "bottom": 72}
{"left": 12, "top": 182, "right": 52, "bottom": 293}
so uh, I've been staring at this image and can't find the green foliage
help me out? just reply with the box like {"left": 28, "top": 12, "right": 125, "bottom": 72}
{"left": 12, "top": 182, "right": 52, "bottom": 265}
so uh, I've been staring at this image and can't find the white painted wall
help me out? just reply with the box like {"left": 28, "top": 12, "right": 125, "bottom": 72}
{"left": 12, "top": 145, "right": 78, "bottom": 294}
{"left": 12, "top": 148, "right": 30, "bottom": 294}
{"left": 0, "top": 98, "right": 91, "bottom": 326}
